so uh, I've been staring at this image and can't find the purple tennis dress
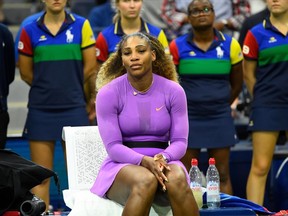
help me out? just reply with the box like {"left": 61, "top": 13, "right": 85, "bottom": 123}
{"left": 90, "top": 73, "right": 190, "bottom": 197}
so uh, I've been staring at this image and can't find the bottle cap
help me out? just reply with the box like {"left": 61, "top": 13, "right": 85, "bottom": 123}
{"left": 191, "top": 158, "right": 198, "bottom": 166}
{"left": 209, "top": 158, "right": 216, "bottom": 165}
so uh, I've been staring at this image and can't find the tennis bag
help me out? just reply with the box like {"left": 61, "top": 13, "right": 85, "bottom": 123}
{"left": 0, "top": 149, "right": 60, "bottom": 215}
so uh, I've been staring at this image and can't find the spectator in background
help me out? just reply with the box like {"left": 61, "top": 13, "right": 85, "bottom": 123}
{"left": 0, "top": 0, "right": 12, "bottom": 25}
{"left": 18, "top": 0, "right": 96, "bottom": 212}
{"left": 95, "top": 0, "right": 169, "bottom": 65}
{"left": 141, "top": 0, "right": 168, "bottom": 33}
{"left": 161, "top": 0, "right": 250, "bottom": 41}
{"left": 238, "top": 1, "right": 269, "bottom": 47}
{"left": 161, "top": 0, "right": 191, "bottom": 41}
{"left": 70, "top": 0, "right": 94, "bottom": 18}
{"left": 169, "top": 0, "right": 243, "bottom": 195}
{"left": 0, "top": 23, "right": 15, "bottom": 149}
{"left": 212, "top": 0, "right": 250, "bottom": 37}
{"left": 87, "top": 0, "right": 115, "bottom": 38}
{"left": 242, "top": 0, "right": 288, "bottom": 206}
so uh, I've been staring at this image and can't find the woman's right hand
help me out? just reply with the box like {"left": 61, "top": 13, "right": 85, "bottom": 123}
{"left": 140, "top": 156, "right": 170, "bottom": 191}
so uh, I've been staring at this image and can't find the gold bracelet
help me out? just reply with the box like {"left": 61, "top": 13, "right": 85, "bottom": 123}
{"left": 154, "top": 154, "right": 163, "bottom": 161}
{"left": 154, "top": 154, "right": 168, "bottom": 162}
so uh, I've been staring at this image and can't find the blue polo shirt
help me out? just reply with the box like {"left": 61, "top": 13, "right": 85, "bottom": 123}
{"left": 170, "top": 30, "right": 243, "bottom": 116}
{"left": 243, "top": 18, "right": 288, "bottom": 108}
{"left": 18, "top": 12, "right": 95, "bottom": 109}
{"left": 96, "top": 18, "right": 169, "bottom": 62}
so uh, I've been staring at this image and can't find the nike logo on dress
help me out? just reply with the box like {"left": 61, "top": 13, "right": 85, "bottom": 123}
{"left": 156, "top": 105, "right": 164, "bottom": 111}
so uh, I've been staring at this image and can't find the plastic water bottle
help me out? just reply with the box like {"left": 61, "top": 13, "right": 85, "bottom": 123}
{"left": 206, "top": 158, "right": 220, "bottom": 208}
{"left": 189, "top": 158, "right": 203, "bottom": 208}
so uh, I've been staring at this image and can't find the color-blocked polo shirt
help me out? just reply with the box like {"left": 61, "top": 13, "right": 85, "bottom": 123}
{"left": 243, "top": 18, "right": 288, "bottom": 108}
{"left": 170, "top": 30, "right": 243, "bottom": 114}
{"left": 96, "top": 18, "right": 169, "bottom": 62}
{"left": 18, "top": 12, "right": 95, "bottom": 109}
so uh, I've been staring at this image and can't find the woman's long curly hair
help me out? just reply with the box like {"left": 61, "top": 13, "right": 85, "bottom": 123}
{"left": 96, "top": 32, "right": 178, "bottom": 91}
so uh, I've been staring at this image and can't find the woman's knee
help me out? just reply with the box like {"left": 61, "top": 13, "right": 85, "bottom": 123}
{"left": 252, "top": 159, "right": 271, "bottom": 176}
{"left": 166, "top": 166, "right": 188, "bottom": 191}
{"left": 131, "top": 172, "right": 158, "bottom": 194}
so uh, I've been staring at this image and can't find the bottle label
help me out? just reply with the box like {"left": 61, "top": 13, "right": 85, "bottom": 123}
{"left": 190, "top": 182, "right": 201, "bottom": 191}
{"left": 207, "top": 182, "right": 219, "bottom": 196}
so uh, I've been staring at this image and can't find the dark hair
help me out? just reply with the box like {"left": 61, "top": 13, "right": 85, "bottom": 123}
{"left": 96, "top": 32, "right": 178, "bottom": 91}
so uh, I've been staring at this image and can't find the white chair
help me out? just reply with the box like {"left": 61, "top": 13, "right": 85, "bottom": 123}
{"left": 62, "top": 126, "right": 172, "bottom": 216}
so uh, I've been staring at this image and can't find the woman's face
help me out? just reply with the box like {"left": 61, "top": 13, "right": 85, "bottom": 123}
{"left": 121, "top": 36, "right": 155, "bottom": 79}
{"left": 44, "top": 0, "right": 67, "bottom": 13}
{"left": 188, "top": 0, "right": 215, "bottom": 30}
{"left": 267, "top": 0, "right": 288, "bottom": 16}
{"left": 116, "top": 0, "right": 142, "bottom": 20}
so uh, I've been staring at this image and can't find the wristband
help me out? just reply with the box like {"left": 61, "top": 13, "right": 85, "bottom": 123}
{"left": 154, "top": 154, "right": 168, "bottom": 163}
{"left": 162, "top": 154, "right": 168, "bottom": 163}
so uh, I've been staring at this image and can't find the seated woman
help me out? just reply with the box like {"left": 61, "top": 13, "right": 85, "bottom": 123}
{"left": 90, "top": 32, "right": 199, "bottom": 216}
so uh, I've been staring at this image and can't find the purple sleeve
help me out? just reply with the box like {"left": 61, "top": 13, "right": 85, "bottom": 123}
{"left": 96, "top": 85, "right": 144, "bottom": 165}
{"left": 162, "top": 84, "right": 189, "bottom": 162}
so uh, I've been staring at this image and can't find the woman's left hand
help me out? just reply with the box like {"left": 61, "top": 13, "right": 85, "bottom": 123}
{"left": 154, "top": 154, "right": 171, "bottom": 191}
{"left": 140, "top": 155, "right": 170, "bottom": 191}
